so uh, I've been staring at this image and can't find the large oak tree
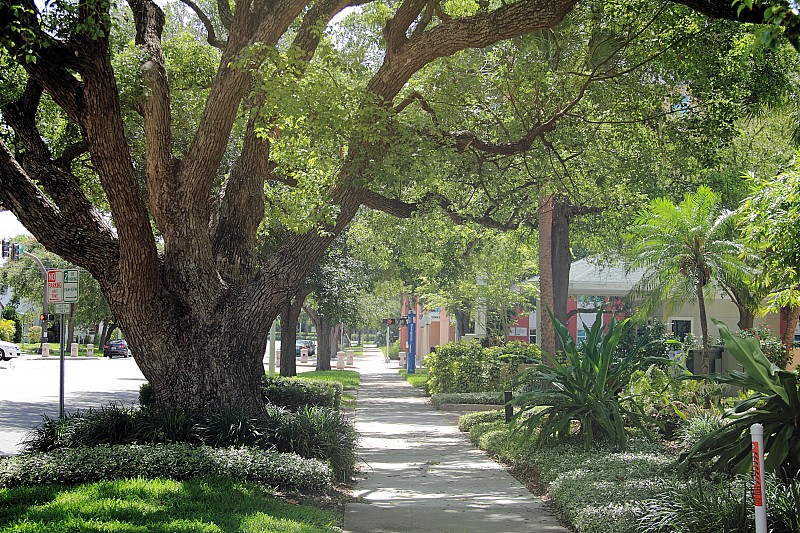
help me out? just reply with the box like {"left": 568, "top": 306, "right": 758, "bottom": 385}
{"left": 0, "top": 0, "right": 780, "bottom": 411}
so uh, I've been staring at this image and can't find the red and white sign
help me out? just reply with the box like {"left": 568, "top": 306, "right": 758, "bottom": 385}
{"left": 47, "top": 270, "right": 64, "bottom": 303}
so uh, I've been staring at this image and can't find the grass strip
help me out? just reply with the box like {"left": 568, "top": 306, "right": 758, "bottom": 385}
{"left": 0, "top": 477, "right": 341, "bottom": 532}
{"left": 292, "top": 370, "right": 360, "bottom": 390}
{"left": 399, "top": 368, "right": 429, "bottom": 391}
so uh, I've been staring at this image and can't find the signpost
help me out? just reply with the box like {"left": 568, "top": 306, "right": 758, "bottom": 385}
{"left": 47, "top": 269, "right": 80, "bottom": 419}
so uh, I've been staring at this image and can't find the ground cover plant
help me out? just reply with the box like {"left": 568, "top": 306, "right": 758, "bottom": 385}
{"left": 0, "top": 444, "right": 332, "bottom": 493}
{"left": 22, "top": 403, "right": 357, "bottom": 482}
{"left": 429, "top": 392, "right": 505, "bottom": 408}
{"left": 453, "top": 315, "right": 800, "bottom": 532}
{"left": 0, "top": 477, "right": 342, "bottom": 532}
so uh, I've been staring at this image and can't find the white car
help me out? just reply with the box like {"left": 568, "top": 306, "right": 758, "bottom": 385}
{"left": 0, "top": 340, "right": 21, "bottom": 361}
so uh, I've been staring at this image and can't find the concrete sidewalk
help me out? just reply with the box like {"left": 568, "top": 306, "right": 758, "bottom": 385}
{"left": 344, "top": 347, "right": 566, "bottom": 533}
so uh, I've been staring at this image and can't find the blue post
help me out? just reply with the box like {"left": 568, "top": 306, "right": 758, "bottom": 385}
{"left": 407, "top": 311, "right": 416, "bottom": 374}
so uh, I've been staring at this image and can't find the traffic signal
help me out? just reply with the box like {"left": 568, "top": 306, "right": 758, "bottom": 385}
{"left": 386, "top": 318, "right": 397, "bottom": 326}
{"left": 13, "top": 243, "right": 23, "bottom": 260}
{"left": 1, "top": 240, "right": 8, "bottom": 259}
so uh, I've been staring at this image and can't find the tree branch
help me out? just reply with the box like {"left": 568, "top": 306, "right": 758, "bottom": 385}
{"left": 0, "top": 140, "right": 119, "bottom": 285}
{"left": 179, "top": 0, "right": 226, "bottom": 48}
{"left": 369, "top": 0, "right": 578, "bottom": 100}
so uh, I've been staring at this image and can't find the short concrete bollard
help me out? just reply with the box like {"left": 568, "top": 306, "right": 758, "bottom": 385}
{"left": 399, "top": 351, "right": 406, "bottom": 368}
{"left": 87, "top": 344, "right": 94, "bottom": 357}
{"left": 71, "top": 342, "right": 79, "bottom": 357}
{"left": 336, "top": 351, "right": 346, "bottom": 369}
{"left": 300, "top": 348, "right": 309, "bottom": 364}
{"left": 42, "top": 343, "right": 50, "bottom": 357}
{"left": 346, "top": 350, "right": 354, "bottom": 366}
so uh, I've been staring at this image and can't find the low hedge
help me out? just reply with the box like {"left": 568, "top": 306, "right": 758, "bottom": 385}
{"left": 23, "top": 404, "right": 357, "bottom": 482}
{"left": 263, "top": 376, "right": 342, "bottom": 411}
{"left": 430, "top": 392, "right": 505, "bottom": 408}
{"left": 0, "top": 443, "right": 332, "bottom": 493}
{"left": 458, "top": 410, "right": 505, "bottom": 432}
{"left": 459, "top": 413, "right": 676, "bottom": 533}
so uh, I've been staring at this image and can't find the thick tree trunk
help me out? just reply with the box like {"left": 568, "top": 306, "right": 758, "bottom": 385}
{"left": 736, "top": 303, "right": 755, "bottom": 331}
{"left": 539, "top": 195, "right": 571, "bottom": 356}
{"left": 316, "top": 316, "right": 333, "bottom": 371}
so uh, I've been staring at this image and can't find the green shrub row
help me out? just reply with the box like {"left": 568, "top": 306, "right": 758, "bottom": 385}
{"left": 457, "top": 410, "right": 505, "bottom": 432}
{"left": 23, "top": 403, "right": 357, "bottom": 481}
{"left": 0, "top": 443, "right": 332, "bottom": 493}
{"left": 429, "top": 392, "right": 505, "bottom": 407}
{"left": 139, "top": 377, "right": 343, "bottom": 412}
{"left": 425, "top": 340, "right": 540, "bottom": 394}
{"left": 461, "top": 412, "right": 800, "bottom": 533}
{"left": 262, "top": 376, "right": 343, "bottom": 411}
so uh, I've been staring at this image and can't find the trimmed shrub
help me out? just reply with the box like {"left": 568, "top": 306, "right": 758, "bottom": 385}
{"left": 458, "top": 410, "right": 504, "bottom": 432}
{"left": 263, "top": 376, "right": 342, "bottom": 411}
{"left": 139, "top": 382, "right": 154, "bottom": 408}
{"left": 430, "top": 392, "right": 505, "bottom": 407}
{"left": 0, "top": 444, "right": 332, "bottom": 493}
{"left": 425, "top": 340, "right": 538, "bottom": 394}
{"left": 23, "top": 403, "right": 357, "bottom": 482}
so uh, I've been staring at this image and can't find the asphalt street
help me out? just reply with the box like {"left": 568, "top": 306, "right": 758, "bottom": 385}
{"left": 0, "top": 355, "right": 146, "bottom": 456}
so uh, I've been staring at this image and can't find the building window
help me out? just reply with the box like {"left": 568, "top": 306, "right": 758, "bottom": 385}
{"left": 576, "top": 328, "right": 587, "bottom": 346}
{"left": 529, "top": 328, "right": 537, "bottom": 345}
{"left": 671, "top": 319, "right": 692, "bottom": 342}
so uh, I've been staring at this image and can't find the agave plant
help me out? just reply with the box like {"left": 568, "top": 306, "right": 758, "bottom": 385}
{"left": 511, "top": 309, "right": 659, "bottom": 451}
{"left": 680, "top": 320, "right": 800, "bottom": 478}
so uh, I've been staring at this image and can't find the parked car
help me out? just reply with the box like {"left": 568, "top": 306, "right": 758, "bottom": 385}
{"left": 103, "top": 339, "right": 131, "bottom": 358}
{"left": 295, "top": 339, "right": 316, "bottom": 356}
{"left": 0, "top": 340, "right": 21, "bottom": 361}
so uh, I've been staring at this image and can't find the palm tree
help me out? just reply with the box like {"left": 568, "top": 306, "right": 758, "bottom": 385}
{"left": 628, "top": 186, "right": 745, "bottom": 373}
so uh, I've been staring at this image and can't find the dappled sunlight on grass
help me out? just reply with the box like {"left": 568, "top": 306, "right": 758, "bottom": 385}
{"left": 0, "top": 477, "right": 340, "bottom": 533}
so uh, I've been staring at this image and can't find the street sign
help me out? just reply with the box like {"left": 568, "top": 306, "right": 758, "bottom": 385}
{"left": 47, "top": 270, "right": 63, "bottom": 303}
{"left": 46, "top": 269, "right": 79, "bottom": 303}
{"left": 52, "top": 303, "right": 71, "bottom": 315}
{"left": 63, "top": 269, "right": 79, "bottom": 302}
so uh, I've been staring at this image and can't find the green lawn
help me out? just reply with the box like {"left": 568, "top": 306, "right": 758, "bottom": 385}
{"left": 295, "top": 370, "right": 360, "bottom": 390}
{"left": 0, "top": 477, "right": 341, "bottom": 532}
{"left": 400, "top": 368, "right": 429, "bottom": 390}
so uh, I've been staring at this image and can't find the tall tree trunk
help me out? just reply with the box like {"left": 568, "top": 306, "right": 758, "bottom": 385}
{"left": 280, "top": 288, "right": 310, "bottom": 377}
{"left": 697, "top": 282, "right": 710, "bottom": 374}
{"left": 304, "top": 305, "right": 332, "bottom": 371}
{"left": 538, "top": 195, "right": 571, "bottom": 356}
{"left": 781, "top": 305, "right": 800, "bottom": 356}
{"left": 330, "top": 322, "right": 341, "bottom": 361}
{"left": 317, "top": 316, "right": 333, "bottom": 371}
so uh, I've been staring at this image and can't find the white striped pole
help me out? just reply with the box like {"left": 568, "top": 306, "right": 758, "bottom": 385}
{"left": 751, "top": 423, "right": 767, "bottom": 533}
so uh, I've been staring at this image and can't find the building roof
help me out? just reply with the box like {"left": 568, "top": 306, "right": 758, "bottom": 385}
{"left": 526, "top": 257, "right": 645, "bottom": 297}
{"left": 568, "top": 257, "right": 645, "bottom": 296}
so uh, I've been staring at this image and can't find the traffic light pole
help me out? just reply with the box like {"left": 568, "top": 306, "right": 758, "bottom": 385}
{"left": 22, "top": 251, "right": 48, "bottom": 349}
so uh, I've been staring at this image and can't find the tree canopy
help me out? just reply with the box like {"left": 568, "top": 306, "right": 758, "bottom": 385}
{"left": 0, "top": 0, "right": 796, "bottom": 409}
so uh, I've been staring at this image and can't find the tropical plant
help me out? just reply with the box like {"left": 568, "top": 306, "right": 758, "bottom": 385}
{"left": 628, "top": 186, "right": 745, "bottom": 374}
{"left": 511, "top": 309, "right": 659, "bottom": 451}
{"left": 680, "top": 320, "right": 800, "bottom": 478}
